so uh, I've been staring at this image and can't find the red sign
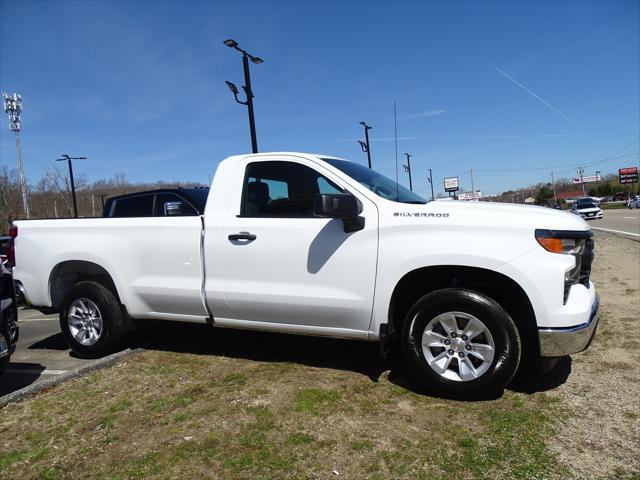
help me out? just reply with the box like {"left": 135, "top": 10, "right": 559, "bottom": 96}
{"left": 619, "top": 167, "right": 638, "bottom": 184}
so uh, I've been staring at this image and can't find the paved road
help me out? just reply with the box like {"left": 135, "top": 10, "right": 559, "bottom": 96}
{"left": 590, "top": 208, "right": 639, "bottom": 238}
{"left": 0, "top": 308, "right": 130, "bottom": 401}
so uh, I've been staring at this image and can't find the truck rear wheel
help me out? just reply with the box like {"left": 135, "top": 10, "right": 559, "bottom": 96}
{"left": 60, "top": 281, "right": 126, "bottom": 358}
{"left": 401, "top": 288, "right": 520, "bottom": 399}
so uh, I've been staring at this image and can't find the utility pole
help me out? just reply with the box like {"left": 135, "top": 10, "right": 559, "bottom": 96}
{"left": 56, "top": 154, "right": 87, "bottom": 218}
{"left": 3, "top": 93, "right": 30, "bottom": 218}
{"left": 223, "top": 39, "right": 263, "bottom": 153}
{"left": 551, "top": 171, "right": 557, "bottom": 204}
{"left": 427, "top": 168, "right": 434, "bottom": 201}
{"left": 402, "top": 153, "right": 413, "bottom": 191}
{"left": 576, "top": 166, "right": 586, "bottom": 197}
{"left": 358, "top": 122, "right": 373, "bottom": 169}
{"left": 595, "top": 171, "right": 601, "bottom": 197}
{"left": 470, "top": 169, "right": 476, "bottom": 201}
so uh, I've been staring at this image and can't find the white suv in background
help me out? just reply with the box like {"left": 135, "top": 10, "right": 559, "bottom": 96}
{"left": 571, "top": 201, "right": 603, "bottom": 220}
{"left": 627, "top": 195, "right": 640, "bottom": 209}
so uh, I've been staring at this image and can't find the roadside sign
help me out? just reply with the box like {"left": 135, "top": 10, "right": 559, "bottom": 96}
{"left": 619, "top": 167, "right": 638, "bottom": 184}
{"left": 458, "top": 191, "right": 482, "bottom": 200}
{"left": 444, "top": 177, "right": 459, "bottom": 192}
{"left": 572, "top": 175, "right": 601, "bottom": 184}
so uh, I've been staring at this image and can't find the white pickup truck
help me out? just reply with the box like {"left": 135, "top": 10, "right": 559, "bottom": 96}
{"left": 11, "top": 152, "right": 599, "bottom": 398}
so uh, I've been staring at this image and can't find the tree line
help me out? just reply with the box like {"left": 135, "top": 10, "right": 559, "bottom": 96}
{"left": 1, "top": 165, "right": 205, "bottom": 233}
{"left": 487, "top": 172, "right": 638, "bottom": 205}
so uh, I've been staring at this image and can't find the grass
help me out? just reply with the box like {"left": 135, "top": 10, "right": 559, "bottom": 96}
{"left": 0, "top": 350, "right": 572, "bottom": 479}
{"left": 293, "top": 387, "right": 341, "bottom": 414}
{"left": 601, "top": 203, "right": 628, "bottom": 209}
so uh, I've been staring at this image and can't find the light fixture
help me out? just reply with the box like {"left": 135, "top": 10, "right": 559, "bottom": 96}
{"left": 225, "top": 80, "right": 239, "bottom": 95}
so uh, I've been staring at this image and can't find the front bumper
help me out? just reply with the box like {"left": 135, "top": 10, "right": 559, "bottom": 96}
{"left": 538, "top": 294, "right": 600, "bottom": 357}
{"left": 579, "top": 212, "right": 603, "bottom": 220}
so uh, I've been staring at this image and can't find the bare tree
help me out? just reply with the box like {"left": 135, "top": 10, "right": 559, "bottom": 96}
{"left": 0, "top": 166, "right": 23, "bottom": 232}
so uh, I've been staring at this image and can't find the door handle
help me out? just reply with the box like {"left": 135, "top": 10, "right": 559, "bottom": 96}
{"left": 228, "top": 232, "right": 257, "bottom": 241}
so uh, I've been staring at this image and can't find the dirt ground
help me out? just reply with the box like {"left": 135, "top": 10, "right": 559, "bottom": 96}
{"left": 0, "top": 231, "right": 638, "bottom": 479}
{"left": 546, "top": 231, "right": 640, "bottom": 478}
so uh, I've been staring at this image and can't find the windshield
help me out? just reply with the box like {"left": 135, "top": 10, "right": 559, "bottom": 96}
{"left": 322, "top": 158, "right": 426, "bottom": 204}
{"left": 577, "top": 203, "right": 597, "bottom": 209}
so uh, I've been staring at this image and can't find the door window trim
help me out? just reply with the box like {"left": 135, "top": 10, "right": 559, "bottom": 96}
{"left": 237, "top": 160, "right": 351, "bottom": 219}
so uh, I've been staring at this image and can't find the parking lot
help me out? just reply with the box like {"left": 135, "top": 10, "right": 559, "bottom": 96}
{"left": 0, "top": 309, "right": 134, "bottom": 402}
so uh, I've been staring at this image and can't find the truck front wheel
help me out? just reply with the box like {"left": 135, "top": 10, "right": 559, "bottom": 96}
{"left": 401, "top": 288, "right": 521, "bottom": 399}
{"left": 60, "top": 281, "right": 126, "bottom": 358}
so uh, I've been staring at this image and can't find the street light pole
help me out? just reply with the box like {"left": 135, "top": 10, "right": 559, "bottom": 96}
{"left": 358, "top": 122, "right": 372, "bottom": 169}
{"left": 427, "top": 168, "right": 434, "bottom": 201}
{"left": 3, "top": 93, "right": 30, "bottom": 218}
{"left": 403, "top": 153, "right": 413, "bottom": 191}
{"left": 242, "top": 54, "right": 258, "bottom": 154}
{"left": 223, "top": 39, "right": 263, "bottom": 154}
{"left": 56, "top": 154, "right": 86, "bottom": 218}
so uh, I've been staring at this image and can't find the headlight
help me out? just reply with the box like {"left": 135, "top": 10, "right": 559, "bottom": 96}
{"left": 535, "top": 229, "right": 593, "bottom": 303}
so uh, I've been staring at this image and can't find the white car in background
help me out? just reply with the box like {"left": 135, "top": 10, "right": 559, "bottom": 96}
{"left": 571, "top": 201, "right": 603, "bottom": 220}
{"left": 627, "top": 196, "right": 640, "bottom": 209}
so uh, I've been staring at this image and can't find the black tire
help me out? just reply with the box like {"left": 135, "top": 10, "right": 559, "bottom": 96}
{"left": 401, "top": 288, "right": 521, "bottom": 399}
{"left": 60, "top": 281, "right": 126, "bottom": 358}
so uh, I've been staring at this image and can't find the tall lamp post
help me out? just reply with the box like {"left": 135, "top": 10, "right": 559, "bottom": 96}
{"left": 223, "top": 39, "right": 263, "bottom": 154}
{"left": 402, "top": 153, "right": 413, "bottom": 191}
{"left": 3, "top": 93, "right": 30, "bottom": 218}
{"left": 427, "top": 168, "right": 434, "bottom": 201}
{"left": 56, "top": 154, "right": 86, "bottom": 218}
{"left": 358, "top": 121, "right": 372, "bottom": 169}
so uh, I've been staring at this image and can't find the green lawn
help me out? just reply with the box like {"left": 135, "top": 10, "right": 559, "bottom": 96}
{"left": 0, "top": 350, "right": 569, "bottom": 480}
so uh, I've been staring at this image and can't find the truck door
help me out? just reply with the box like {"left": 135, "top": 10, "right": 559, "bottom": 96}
{"left": 208, "top": 156, "right": 378, "bottom": 334}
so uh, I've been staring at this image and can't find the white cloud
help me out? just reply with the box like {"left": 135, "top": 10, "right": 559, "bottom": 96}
{"left": 403, "top": 109, "right": 446, "bottom": 119}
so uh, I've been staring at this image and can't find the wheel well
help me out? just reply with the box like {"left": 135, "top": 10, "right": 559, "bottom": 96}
{"left": 49, "top": 261, "right": 121, "bottom": 310}
{"left": 388, "top": 266, "right": 539, "bottom": 359}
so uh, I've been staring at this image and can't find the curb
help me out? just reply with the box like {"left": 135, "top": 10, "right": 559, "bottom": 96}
{"left": 0, "top": 348, "right": 142, "bottom": 407}
{"left": 591, "top": 228, "right": 640, "bottom": 242}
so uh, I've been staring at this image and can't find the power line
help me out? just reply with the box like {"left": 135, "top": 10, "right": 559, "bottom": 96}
{"left": 440, "top": 137, "right": 639, "bottom": 176}
{"left": 473, "top": 151, "right": 638, "bottom": 173}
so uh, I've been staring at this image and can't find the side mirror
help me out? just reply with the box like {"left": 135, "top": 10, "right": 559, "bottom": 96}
{"left": 314, "top": 194, "right": 364, "bottom": 233}
{"left": 164, "top": 201, "right": 190, "bottom": 216}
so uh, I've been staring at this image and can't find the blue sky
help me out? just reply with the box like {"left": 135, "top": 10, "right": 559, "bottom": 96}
{"left": 1, "top": 0, "right": 638, "bottom": 197}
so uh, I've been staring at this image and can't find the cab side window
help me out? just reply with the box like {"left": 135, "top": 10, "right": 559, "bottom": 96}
{"left": 112, "top": 194, "right": 154, "bottom": 217}
{"left": 240, "top": 161, "right": 344, "bottom": 217}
